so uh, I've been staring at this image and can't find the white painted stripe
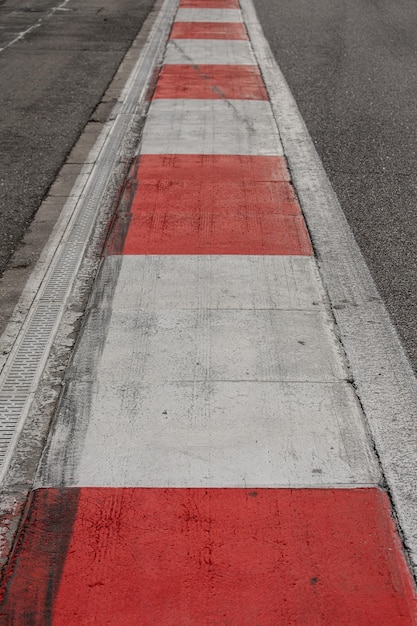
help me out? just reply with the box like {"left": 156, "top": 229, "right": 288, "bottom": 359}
{"left": 164, "top": 39, "right": 256, "bottom": 65}
{"left": 241, "top": 0, "right": 417, "bottom": 570}
{"left": 175, "top": 8, "right": 242, "bottom": 22}
{"left": 37, "top": 379, "right": 380, "bottom": 488}
{"left": 75, "top": 310, "right": 346, "bottom": 383}
{"left": 36, "top": 255, "right": 380, "bottom": 488}
{"left": 90, "top": 256, "right": 324, "bottom": 312}
{"left": 140, "top": 99, "right": 283, "bottom": 155}
{"left": 82, "top": 259, "right": 345, "bottom": 385}
{"left": 0, "top": 0, "right": 71, "bottom": 54}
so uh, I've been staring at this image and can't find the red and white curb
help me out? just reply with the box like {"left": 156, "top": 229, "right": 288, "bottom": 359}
{"left": 1, "top": 0, "right": 416, "bottom": 623}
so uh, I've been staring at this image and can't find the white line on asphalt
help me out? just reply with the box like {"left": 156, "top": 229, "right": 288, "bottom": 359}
{"left": 0, "top": 0, "right": 72, "bottom": 54}
{"left": 240, "top": 0, "right": 417, "bottom": 572}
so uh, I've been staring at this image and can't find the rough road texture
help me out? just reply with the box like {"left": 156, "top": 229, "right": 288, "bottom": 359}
{"left": 0, "top": 0, "right": 155, "bottom": 276}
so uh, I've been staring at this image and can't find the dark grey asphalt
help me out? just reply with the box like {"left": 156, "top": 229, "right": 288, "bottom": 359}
{"left": 0, "top": 0, "right": 154, "bottom": 275}
{"left": 255, "top": 0, "right": 417, "bottom": 372}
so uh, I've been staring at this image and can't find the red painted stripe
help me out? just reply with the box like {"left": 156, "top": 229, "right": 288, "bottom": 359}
{"left": 1, "top": 488, "right": 416, "bottom": 624}
{"left": 180, "top": 0, "right": 239, "bottom": 7}
{"left": 121, "top": 180, "right": 312, "bottom": 255}
{"left": 170, "top": 22, "right": 247, "bottom": 40}
{"left": 105, "top": 155, "right": 297, "bottom": 255}
{"left": 135, "top": 154, "right": 291, "bottom": 181}
{"left": 153, "top": 64, "right": 267, "bottom": 100}
{"left": 123, "top": 214, "right": 311, "bottom": 255}
{"left": 127, "top": 181, "right": 301, "bottom": 215}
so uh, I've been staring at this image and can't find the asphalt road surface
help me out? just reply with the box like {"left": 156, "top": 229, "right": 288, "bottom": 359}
{"left": 0, "top": 0, "right": 154, "bottom": 275}
{"left": 255, "top": 0, "right": 417, "bottom": 374}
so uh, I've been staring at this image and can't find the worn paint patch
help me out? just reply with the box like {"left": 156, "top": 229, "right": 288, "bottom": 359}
{"left": 175, "top": 8, "right": 243, "bottom": 22}
{"left": 153, "top": 64, "right": 268, "bottom": 100}
{"left": 170, "top": 22, "right": 248, "bottom": 40}
{"left": 0, "top": 489, "right": 80, "bottom": 626}
{"left": 1, "top": 488, "right": 416, "bottom": 624}
{"left": 0, "top": 493, "right": 27, "bottom": 569}
{"left": 102, "top": 158, "right": 139, "bottom": 256}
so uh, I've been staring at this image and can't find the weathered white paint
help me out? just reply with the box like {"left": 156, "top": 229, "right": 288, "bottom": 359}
{"left": 78, "top": 309, "right": 346, "bottom": 384}
{"left": 140, "top": 99, "right": 283, "bottom": 155}
{"left": 175, "top": 8, "right": 243, "bottom": 22}
{"left": 74, "top": 258, "right": 345, "bottom": 385}
{"left": 92, "top": 256, "right": 324, "bottom": 312}
{"left": 163, "top": 39, "right": 256, "bottom": 65}
{"left": 37, "top": 378, "right": 380, "bottom": 488}
{"left": 36, "top": 254, "right": 379, "bottom": 488}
